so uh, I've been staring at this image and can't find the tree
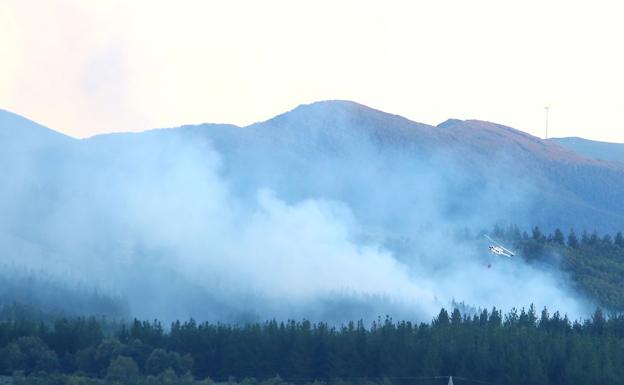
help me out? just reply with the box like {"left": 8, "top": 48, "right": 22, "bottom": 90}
{"left": 0, "top": 343, "right": 22, "bottom": 375}
{"left": 589, "top": 231, "right": 599, "bottom": 245}
{"left": 0, "top": 336, "right": 59, "bottom": 374}
{"left": 152, "top": 368, "right": 183, "bottom": 385}
{"left": 106, "top": 355, "right": 140, "bottom": 384}
{"left": 532, "top": 226, "right": 544, "bottom": 242}
{"left": 47, "top": 317, "right": 104, "bottom": 356}
{"left": 145, "top": 348, "right": 192, "bottom": 376}
{"left": 493, "top": 224, "right": 503, "bottom": 238}
{"left": 591, "top": 309, "right": 606, "bottom": 334}
{"left": 146, "top": 348, "right": 172, "bottom": 375}
{"left": 435, "top": 309, "right": 450, "bottom": 326}
{"left": 518, "top": 305, "right": 537, "bottom": 328}
{"left": 539, "top": 307, "right": 550, "bottom": 326}
{"left": 568, "top": 229, "right": 579, "bottom": 248}
{"left": 615, "top": 232, "right": 624, "bottom": 248}
{"left": 509, "top": 224, "right": 522, "bottom": 241}
{"left": 553, "top": 228, "right": 565, "bottom": 245}
{"left": 451, "top": 308, "right": 462, "bottom": 326}
{"left": 488, "top": 307, "right": 502, "bottom": 327}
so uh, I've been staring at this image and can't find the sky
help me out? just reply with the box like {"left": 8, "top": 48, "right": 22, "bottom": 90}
{"left": 1, "top": 0, "right": 623, "bottom": 142}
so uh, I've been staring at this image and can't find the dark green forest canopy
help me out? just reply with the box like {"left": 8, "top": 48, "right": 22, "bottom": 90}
{"left": 486, "top": 225, "right": 624, "bottom": 310}
{"left": 3, "top": 225, "right": 623, "bottom": 319}
{"left": 2, "top": 307, "right": 624, "bottom": 385}
{"left": 2, "top": 226, "right": 624, "bottom": 384}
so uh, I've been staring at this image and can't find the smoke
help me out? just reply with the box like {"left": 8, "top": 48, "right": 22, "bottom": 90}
{"left": 0, "top": 115, "right": 591, "bottom": 323}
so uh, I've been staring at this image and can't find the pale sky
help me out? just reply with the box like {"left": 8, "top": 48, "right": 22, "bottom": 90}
{"left": 1, "top": 0, "right": 623, "bottom": 142}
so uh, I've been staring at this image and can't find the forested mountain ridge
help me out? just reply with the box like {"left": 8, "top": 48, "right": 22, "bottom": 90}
{"left": 485, "top": 225, "right": 624, "bottom": 310}
{"left": 1, "top": 102, "right": 624, "bottom": 323}
{"left": 0, "top": 266, "right": 128, "bottom": 319}
{"left": 3, "top": 101, "right": 623, "bottom": 233}
{"left": 166, "top": 101, "right": 624, "bottom": 233}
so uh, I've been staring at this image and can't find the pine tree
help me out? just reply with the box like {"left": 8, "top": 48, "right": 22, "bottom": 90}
{"left": 615, "top": 232, "right": 624, "bottom": 248}
{"left": 451, "top": 308, "right": 462, "bottom": 326}
{"left": 567, "top": 229, "right": 579, "bottom": 248}
{"left": 589, "top": 231, "right": 599, "bottom": 245}
{"left": 510, "top": 224, "right": 522, "bottom": 241}
{"left": 493, "top": 224, "right": 503, "bottom": 238}
{"left": 553, "top": 229, "right": 565, "bottom": 245}
{"left": 540, "top": 307, "right": 550, "bottom": 326}
{"left": 488, "top": 307, "right": 502, "bottom": 327}
{"left": 435, "top": 309, "right": 450, "bottom": 326}
{"left": 527, "top": 304, "right": 538, "bottom": 327}
{"left": 591, "top": 309, "right": 606, "bottom": 334}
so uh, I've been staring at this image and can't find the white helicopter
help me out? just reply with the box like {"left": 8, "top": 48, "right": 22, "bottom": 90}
{"left": 484, "top": 235, "right": 515, "bottom": 258}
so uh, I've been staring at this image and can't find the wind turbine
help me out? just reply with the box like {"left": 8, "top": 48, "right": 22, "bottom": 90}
{"left": 544, "top": 106, "right": 550, "bottom": 139}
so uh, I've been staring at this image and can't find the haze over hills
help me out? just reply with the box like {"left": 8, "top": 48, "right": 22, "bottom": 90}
{"left": 164, "top": 100, "right": 624, "bottom": 234}
{"left": 1, "top": 101, "right": 623, "bottom": 322}
{"left": 2, "top": 100, "right": 623, "bottom": 245}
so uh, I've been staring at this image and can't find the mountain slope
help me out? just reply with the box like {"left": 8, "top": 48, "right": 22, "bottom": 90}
{"left": 165, "top": 101, "right": 624, "bottom": 233}
{"left": 1, "top": 102, "right": 624, "bottom": 319}
{"left": 433, "top": 119, "right": 624, "bottom": 232}
{"left": 0, "top": 109, "right": 74, "bottom": 151}
{"left": 550, "top": 137, "right": 624, "bottom": 164}
{"left": 3, "top": 102, "right": 623, "bottom": 234}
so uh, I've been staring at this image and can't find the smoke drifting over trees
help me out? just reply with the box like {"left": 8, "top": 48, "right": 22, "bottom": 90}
{"left": 1, "top": 103, "right": 609, "bottom": 322}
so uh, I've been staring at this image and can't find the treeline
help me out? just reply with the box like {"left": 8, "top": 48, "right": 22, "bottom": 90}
{"left": 3, "top": 307, "right": 624, "bottom": 384}
{"left": 486, "top": 225, "right": 624, "bottom": 310}
{"left": 488, "top": 224, "right": 624, "bottom": 249}
{"left": 0, "top": 266, "right": 128, "bottom": 319}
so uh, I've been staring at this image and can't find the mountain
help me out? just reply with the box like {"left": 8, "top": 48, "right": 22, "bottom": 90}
{"left": 0, "top": 109, "right": 73, "bottom": 151}
{"left": 2, "top": 101, "right": 623, "bottom": 235}
{"left": 158, "top": 100, "right": 624, "bottom": 234}
{"left": 2, "top": 101, "right": 624, "bottom": 320}
{"left": 550, "top": 137, "right": 624, "bottom": 164}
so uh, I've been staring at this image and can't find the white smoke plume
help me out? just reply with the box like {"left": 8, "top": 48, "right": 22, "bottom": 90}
{"left": 0, "top": 114, "right": 590, "bottom": 323}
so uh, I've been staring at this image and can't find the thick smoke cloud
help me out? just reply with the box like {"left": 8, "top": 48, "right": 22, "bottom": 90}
{"left": 0, "top": 116, "right": 590, "bottom": 323}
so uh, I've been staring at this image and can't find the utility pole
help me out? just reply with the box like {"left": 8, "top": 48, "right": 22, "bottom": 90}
{"left": 544, "top": 106, "right": 550, "bottom": 139}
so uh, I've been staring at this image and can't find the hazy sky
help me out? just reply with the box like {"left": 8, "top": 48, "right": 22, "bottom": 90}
{"left": 1, "top": 0, "right": 623, "bottom": 142}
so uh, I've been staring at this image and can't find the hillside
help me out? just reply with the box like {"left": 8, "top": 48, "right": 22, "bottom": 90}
{"left": 167, "top": 101, "right": 624, "bottom": 233}
{"left": 1, "top": 101, "right": 624, "bottom": 321}
{"left": 3, "top": 100, "right": 624, "bottom": 241}
{"left": 0, "top": 109, "right": 73, "bottom": 151}
{"left": 550, "top": 136, "right": 624, "bottom": 164}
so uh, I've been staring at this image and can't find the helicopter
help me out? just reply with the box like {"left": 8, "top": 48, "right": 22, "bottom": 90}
{"left": 484, "top": 234, "right": 515, "bottom": 258}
